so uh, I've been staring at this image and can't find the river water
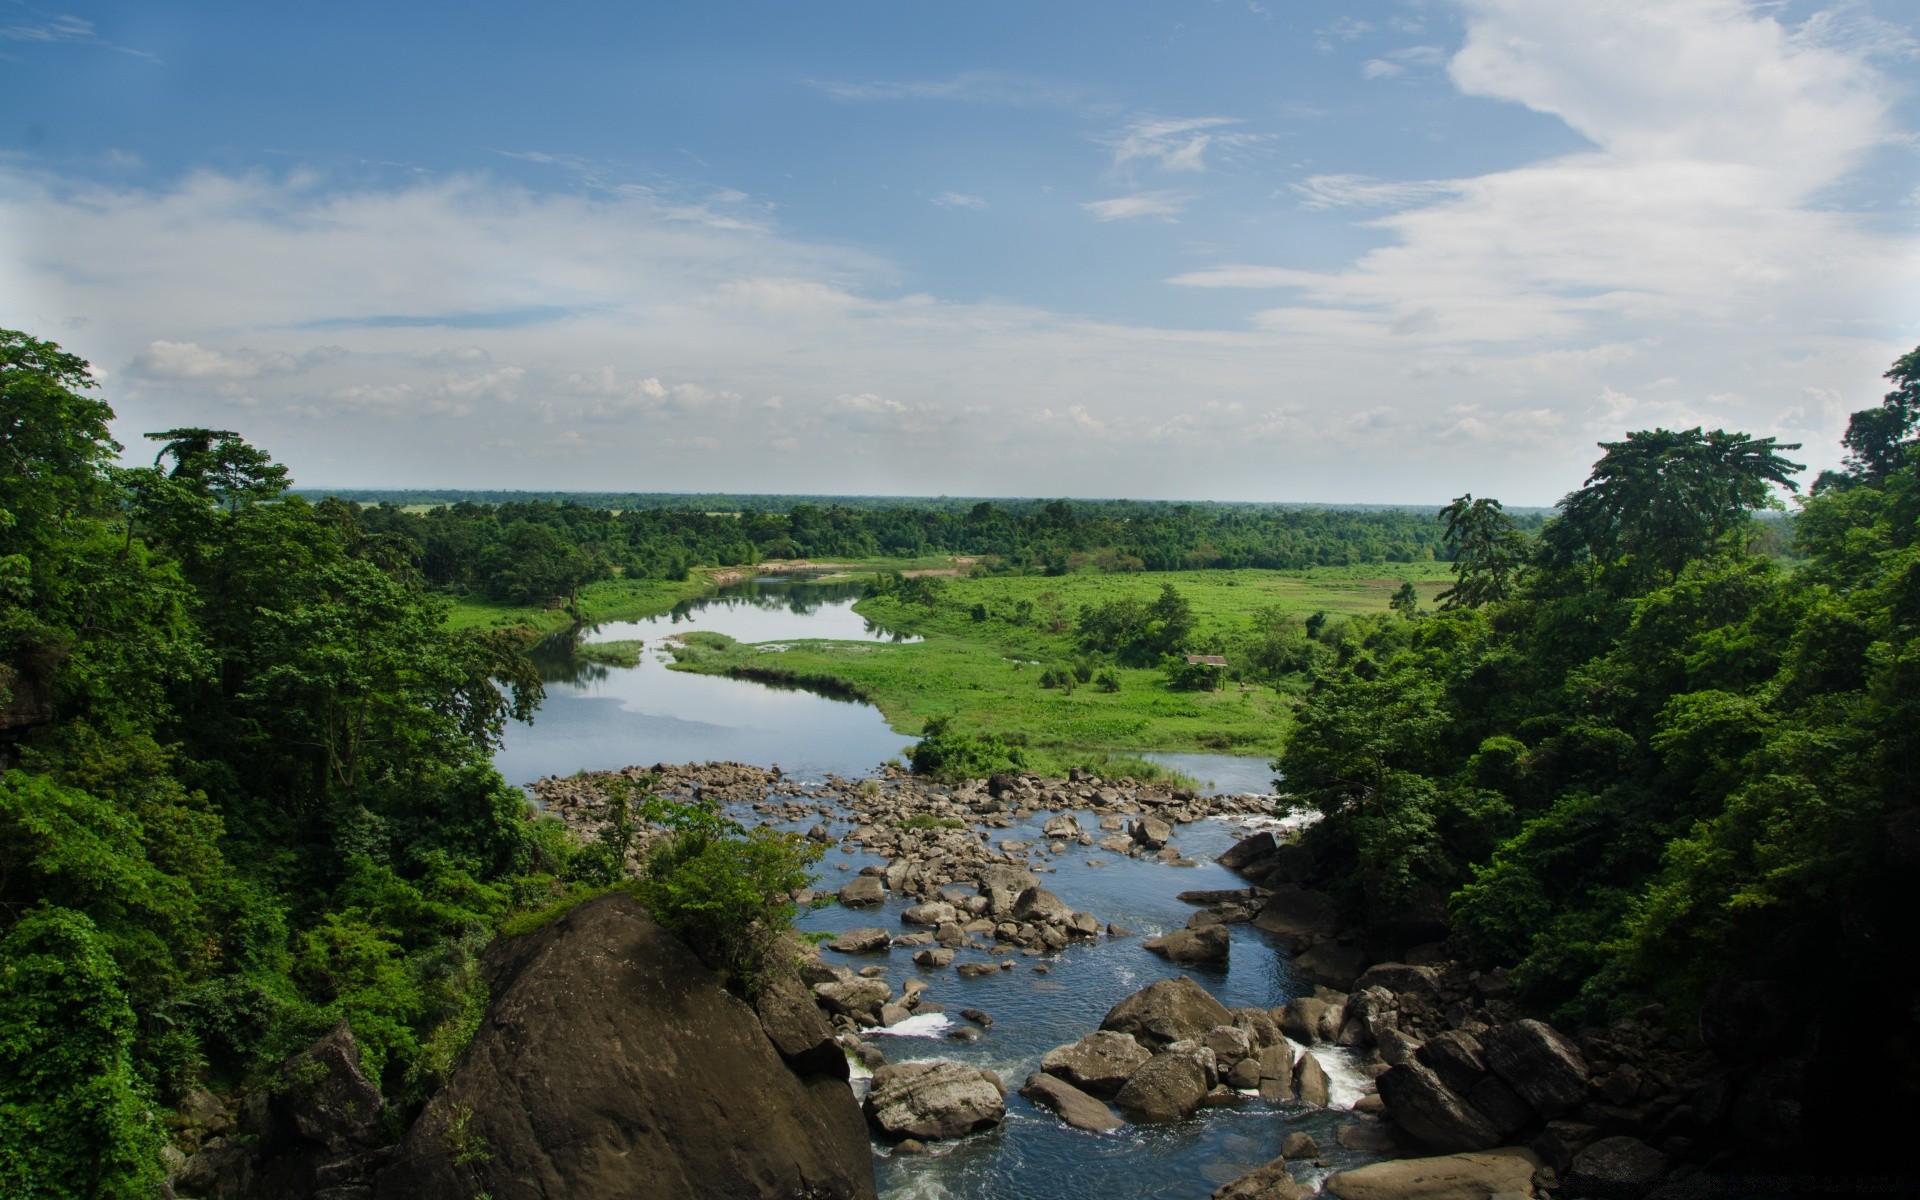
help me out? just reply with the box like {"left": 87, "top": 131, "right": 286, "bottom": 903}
{"left": 492, "top": 577, "right": 1364, "bottom": 1200}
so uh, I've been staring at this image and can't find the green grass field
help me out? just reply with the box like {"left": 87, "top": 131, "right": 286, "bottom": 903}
{"left": 668, "top": 562, "right": 1454, "bottom": 760}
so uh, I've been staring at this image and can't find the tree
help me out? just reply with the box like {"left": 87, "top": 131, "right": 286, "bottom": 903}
{"left": 1390, "top": 582, "right": 1420, "bottom": 618}
{"left": 1819, "top": 346, "right": 1920, "bottom": 489}
{"left": 1436, "top": 495, "right": 1525, "bottom": 608}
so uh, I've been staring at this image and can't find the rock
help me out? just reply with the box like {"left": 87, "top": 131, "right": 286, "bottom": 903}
{"left": 1277, "top": 997, "right": 1331, "bottom": 1044}
{"left": 1041, "top": 1030, "right": 1153, "bottom": 1097}
{"left": 1020, "top": 1073, "right": 1123, "bottom": 1134}
{"left": 1338, "top": 1121, "right": 1404, "bottom": 1153}
{"left": 1415, "top": 1030, "right": 1486, "bottom": 1095}
{"left": 1204, "top": 1025, "right": 1255, "bottom": 1064}
{"left": 806, "top": 823, "right": 832, "bottom": 843}
{"left": 1012, "top": 885, "right": 1074, "bottom": 925}
{"left": 901, "top": 901, "right": 958, "bottom": 926}
{"left": 372, "top": 893, "right": 874, "bottom": 1200}
{"left": 878, "top": 1002, "right": 912, "bottom": 1027}
{"left": 1041, "top": 814, "right": 1081, "bottom": 839}
{"left": 1144, "top": 924, "right": 1231, "bottom": 964}
{"left": 1376, "top": 1027, "right": 1421, "bottom": 1066}
{"left": 173, "top": 1137, "right": 254, "bottom": 1198}
{"left": 1481, "top": 1019, "right": 1589, "bottom": 1118}
{"left": 1257, "top": 1043, "right": 1295, "bottom": 1103}
{"left": 754, "top": 969, "right": 847, "bottom": 1079}
{"left": 1377, "top": 1060, "right": 1502, "bottom": 1153}
{"left": 912, "top": 947, "right": 955, "bottom": 968}
{"left": 815, "top": 978, "right": 891, "bottom": 1023}
{"left": 1231, "top": 1007, "right": 1283, "bottom": 1050}
{"left": 959, "top": 1007, "right": 993, "bottom": 1027}
{"left": 1293, "top": 1051, "right": 1332, "bottom": 1108}
{"left": 979, "top": 865, "right": 1039, "bottom": 917}
{"left": 1100, "top": 976, "right": 1234, "bottom": 1050}
{"left": 1215, "top": 831, "right": 1277, "bottom": 870}
{"left": 955, "top": 962, "right": 1000, "bottom": 979}
{"left": 1226, "top": 1057, "right": 1263, "bottom": 1090}
{"left": 864, "top": 1061, "right": 1007, "bottom": 1142}
{"left": 1212, "top": 1154, "right": 1307, "bottom": 1200}
{"left": 1354, "top": 962, "right": 1443, "bottom": 996}
{"left": 276, "top": 1022, "right": 385, "bottom": 1153}
{"left": 1281, "top": 1131, "right": 1320, "bottom": 1159}
{"left": 827, "top": 927, "right": 892, "bottom": 954}
{"left": 1467, "top": 1074, "right": 1534, "bottom": 1136}
{"left": 1295, "top": 942, "right": 1368, "bottom": 990}
{"left": 1130, "top": 816, "right": 1173, "bottom": 850}
{"left": 838, "top": 876, "right": 886, "bottom": 907}
{"left": 1113, "top": 1052, "right": 1210, "bottom": 1123}
{"left": 1325, "top": 1147, "right": 1541, "bottom": 1200}
{"left": 1249, "top": 888, "right": 1340, "bottom": 948}
{"left": 1565, "top": 1136, "right": 1665, "bottom": 1199}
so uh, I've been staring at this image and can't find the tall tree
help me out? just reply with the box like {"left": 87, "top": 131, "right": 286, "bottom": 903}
{"left": 1436, "top": 494, "right": 1525, "bottom": 609}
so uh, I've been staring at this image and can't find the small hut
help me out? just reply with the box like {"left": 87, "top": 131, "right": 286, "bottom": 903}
{"left": 1184, "top": 654, "right": 1229, "bottom": 692}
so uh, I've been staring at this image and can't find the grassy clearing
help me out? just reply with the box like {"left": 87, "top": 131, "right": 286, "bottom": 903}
{"left": 442, "top": 573, "right": 731, "bottom": 634}
{"left": 670, "top": 563, "right": 1453, "bottom": 761}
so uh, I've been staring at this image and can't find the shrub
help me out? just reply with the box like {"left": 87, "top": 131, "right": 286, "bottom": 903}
{"left": 908, "top": 715, "right": 1028, "bottom": 782}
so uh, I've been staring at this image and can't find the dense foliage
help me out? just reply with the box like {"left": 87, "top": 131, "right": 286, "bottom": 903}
{"left": 0, "top": 331, "right": 616, "bottom": 1194}
{"left": 327, "top": 492, "right": 1534, "bottom": 608}
{"left": 1277, "top": 356, "right": 1919, "bottom": 1125}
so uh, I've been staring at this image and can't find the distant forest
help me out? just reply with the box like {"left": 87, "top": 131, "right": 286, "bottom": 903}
{"left": 317, "top": 495, "right": 1551, "bottom": 607}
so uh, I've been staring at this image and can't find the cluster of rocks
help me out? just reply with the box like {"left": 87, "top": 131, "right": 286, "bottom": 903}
{"left": 1025, "top": 977, "right": 1342, "bottom": 1135}
{"left": 833, "top": 861, "right": 1108, "bottom": 965}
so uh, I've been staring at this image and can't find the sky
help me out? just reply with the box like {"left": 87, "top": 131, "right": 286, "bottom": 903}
{"left": 3, "top": 0, "right": 1918, "bottom": 504}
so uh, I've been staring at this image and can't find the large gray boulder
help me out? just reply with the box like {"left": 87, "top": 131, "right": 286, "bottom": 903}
{"left": 837, "top": 876, "right": 885, "bottom": 907}
{"left": 1276, "top": 996, "right": 1331, "bottom": 1044}
{"left": 1215, "top": 831, "right": 1276, "bottom": 870}
{"left": 1415, "top": 1030, "right": 1487, "bottom": 1095}
{"left": 1353, "top": 962, "right": 1442, "bottom": 996}
{"left": 901, "top": 901, "right": 957, "bottom": 926}
{"left": 1293, "top": 1050, "right": 1331, "bottom": 1108}
{"left": 275, "top": 1021, "right": 384, "bottom": 1154}
{"left": 1019, "top": 1073, "right": 1122, "bottom": 1134}
{"left": 1376, "top": 1060, "right": 1502, "bottom": 1153}
{"left": 814, "top": 978, "right": 891, "bottom": 1023}
{"left": 1100, "top": 977, "right": 1233, "bottom": 1049}
{"left": 1040, "top": 1030, "right": 1153, "bottom": 1097}
{"left": 863, "top": 1061, "right": 1006, "bottom": 1142}
{"left": 826, "top": 927, "right": 891, "bottom": 954}
{"left": 1565, "top": 1136, "right": 1666, "bottom": 1199}
{"left": 1012, "top": 884, "right": 1074, "bottom": 925}
{"left": 979, "top": 866, "right": 1039, "bottom": 918}
{"left": 754, "top": 970, "right": 846, "bottom": 1080}
{"left": 373, "top": 893, "right": 874, "bottom": 1200}
{"left": 1325, "top": 1147, "right": 1540, "bottom": 1200}
{"left": 1249, "top": 888, "right": 1340, "bottom": 948}
{"left": 1113, "top": 1053, "right": 1209, "bottom": 1123}
{"left": 1481, "top": 1019, "right": 1589, "bottom": 1118}
{"left": 1144, "top": 924, "right": 1231, "bottom": 964}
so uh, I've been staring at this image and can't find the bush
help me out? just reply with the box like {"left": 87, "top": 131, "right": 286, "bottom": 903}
{"left": 908, "top": 715, "right": 1028, "bottom": 782}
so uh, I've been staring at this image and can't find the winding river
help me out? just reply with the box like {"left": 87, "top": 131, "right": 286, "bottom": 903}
{"left": 491, "top": 576, "right": 1364, "bottom": 1200}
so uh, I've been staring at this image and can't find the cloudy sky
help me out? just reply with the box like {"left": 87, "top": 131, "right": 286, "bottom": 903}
{"left": 3, "top": 0, "right": 1917, "bottom": 503}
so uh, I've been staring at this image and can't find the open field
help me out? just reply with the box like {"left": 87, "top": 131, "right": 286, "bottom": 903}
{"left": 668, "top": 562, "right": 1454, "bottom": 759}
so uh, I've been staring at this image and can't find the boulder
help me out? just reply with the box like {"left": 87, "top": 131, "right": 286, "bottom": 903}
{"left": 372, "top": 893, "right": 874, "bottom": 1200}
{"left": 1466, "top": 1074, "right": 1533, "bottom": 1136}
{"left": 1257, "top": 1043, "right": 1295, "bottom": 1103}
{"left": 827, "top": 927, "right": 892, "bottom": 954}
{"left": 1041, "top": 1030, "right": 1153, "bottom": 1097}
{"left": 1325, "top": 1147, "right": 1541, "bottom": 1200}
{"left": 1211, "top": 1154, "right": 1307, "bottom": 1200}
{"left": 1565, "top": 1136, "right": 1666, "bottom": 1199}
{"left": 863, "top": 1061, "right": 1007, "bottom": 1142}
{"left": 1293, "top": 1050, "right": 1331, "bottom": 1108}
{"left": 275, "top": 1022, "right": 384, "bottom": 1154}
{"left": 1415, "top": 1030, "right": 1486, "bottom": 1095}
{"left": 1215, "top": 831, "right": 1276, "bottom": 870}
{"left": 1376, "top": 1060, "right": 1502, "bottom": 1153}
{"left": 1295, "top": 942, "right": 1368, "bottom": 990}
{"left": 901, "top": 902, "right": 958, "bottom": 927}
{"left": 1113, "top": 1053, "right": 1209, "bottom": 1123}
{"left": 1354, "top": 962, "right": 1442, "bottom": 996}
{"left": 1277, "top": 996, "right": 1331, "bottom": 1044}
{"left": 1481, "top": 1019, "right": 1589, "bottom": 1118}
{"left": 1204, "top": 1025, "right": 1255, "bottom": 1065}
{"left": 1041, "top": 814, "right": 1081, "bottom": 839}
{"left": 754, "top": 969, "right": 847, "bottom": 1079}
{"left": 912, "top": 947, "right": 955, "bottom": 968}
{"left": 1130, "top": 816, "right": 1173, "bottom": 850}
{"left": 979, "top": 866, "right": 1039, "bottom": 918}
{"left": 1281, "top": 1131, "right": 1320, "bottom": 1159}
{"left": 815, "top": 978, "right": 891, "bottom": 1023}
{"left": 1019, "top": 1073, "right": 1122, "bottom": 1134}
{"left": 1100, "top": 977, "right": 1233, "bottom": 1050}
{"left": 1144, "top": 924, "right": 1231, "bottom": 964}
{"left": 1249, "top": 888, "right": 1341, "bottom": 948}
{"left": 1012, "top": 885, "right": 1074, "bottom": 925}
{"left": 838, "top": 876, "right": 886, "bottom": 907}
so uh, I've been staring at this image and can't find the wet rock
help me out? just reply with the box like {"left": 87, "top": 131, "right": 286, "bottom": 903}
{"left": 864, "top": 1061, "right": 1007, "bottom": 1142}
{"left": 901, "top": 901, "right": 958, "bottom": 926}
{"left": 1100, "top": 976, "right": 1234, "bottom": 1050}
{"left": 912, "top": 947, "right": 955, "bottom": 968}
{"left": 959, "top": 1008, "right": 993, "bottom": 1027}
{"left": 979, "top": 866, "right": 1039, "bottom": 918}
{"left": 1114, "top": 1052, "right": 1209, "bottom": 1123}
{"left": 1293, "top": 1050, "right": 1331, "bottom": 1108}
{"left": 1281, "top": 1131, "right": 1320, "bottom": 1159}
{"left": 1277, "top": 997, "right": 1331, "bottom": 1044}
{"left": 1415, "top": 1029, "right": 1486, "bottom": 1095}
{"left": 827, "top": 927, "right": 892, "bottom": 954}
{"left": 754, "top": 969, "right": 847, "bottom": 1079}
{"left": 1020, "top": 1073, "right": 1122, "bottom": 1134}
{"left": 1377, "top": 1059, "right": 1502, "bottom": 1153}
{"left": 955, "top": 962, "right": 1000, "bottom": 979}
{"left": 1041, "top": 1030, "right": 1153, "bottom": 1097}
{"left": 1324, "top": 1147, "right": 1541, "bottom": 1200}
{"left": 838, "top": 876, "right": 886, "bottom": 907}
{"left": 1565, "top": 1135, "right": 1666, "bottom": 1199}
{"left": 1467, "top": 1074, "right": 1534, "bottom": 1136}
{"left": 1144, "top": 924, "right": 1231, "bottom": 964}
{"left": 1212, "top": 1154, "right": 1307, "bottom": 1200}
{"left": 1354, "top": 962, "right": 1442, "bottom": 996}
{"left": 1295, "top": 943, "right": 1367, "bottom": 991}
{"left": 1215, "top": 831, "right": 1277, "bottom": 870}
{"left": 1337, "top": 1121, "right": 1403, "bottom": 1154}
{"left": 815, "top": 978, "right": 891, "bottom": 1023}
{"left": 1481, "top": 1019, "right": 1589, "bottom": 1118}
{"left": 1130, "top": 816, "right": 1173, "bottom": 850}
{"left": 1041, "top": 813, "right": 1081, "bottom": 839}
{"left": 1250, "top": 888, "right": 1340, "bottom": 948}
{"left": 1257, "top": 1043, "right": 1295, "bottom": 1103}
{"left": 1012, "top": 885, "right": 1074, "bottom": 925}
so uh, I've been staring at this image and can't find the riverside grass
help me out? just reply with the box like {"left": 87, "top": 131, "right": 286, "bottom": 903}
{"left": 664, "top": 562, "right": 1454, "bottom": 762}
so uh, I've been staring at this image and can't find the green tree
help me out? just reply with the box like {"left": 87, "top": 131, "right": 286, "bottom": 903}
{"left": 1435, "top": 494, "right": 1525, "bottom": 608}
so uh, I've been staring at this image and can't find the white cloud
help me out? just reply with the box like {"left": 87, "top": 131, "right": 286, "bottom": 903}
{"left": 1361, "top": 59, "right": 1404, "bottom": 79}
{"left": 933, "top": 191, "right": 988, "bottom": 209}
{"left": 1108, "top": 117, "right": 1243, "bottom": 173}
{"left": 1288, "top": 174, "right": 1461, "bottom": 211}
{"left": 1081, "top": 191, "right": 1193, "bottom": 221}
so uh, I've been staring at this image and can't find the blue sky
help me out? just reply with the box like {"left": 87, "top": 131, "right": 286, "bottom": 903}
{"left": 4, "top": 0, "right": 1918, "bottom": 502}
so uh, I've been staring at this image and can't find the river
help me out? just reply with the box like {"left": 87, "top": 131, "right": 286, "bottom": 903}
{"left": 492, "top": 576, "right": 1364, "bottom": 1199}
